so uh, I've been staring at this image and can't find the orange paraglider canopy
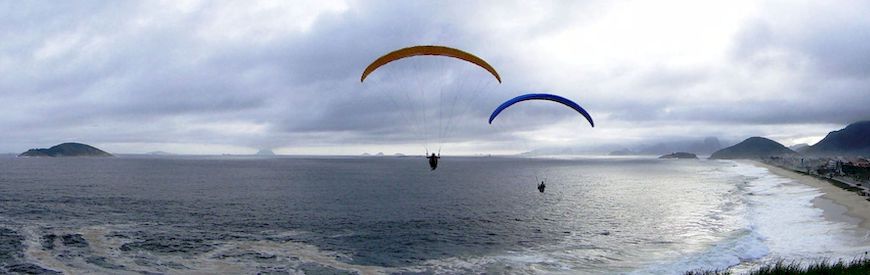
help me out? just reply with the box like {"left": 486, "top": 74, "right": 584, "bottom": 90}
{"left": 360, "top": 45, "right": 501, "bottom": 83}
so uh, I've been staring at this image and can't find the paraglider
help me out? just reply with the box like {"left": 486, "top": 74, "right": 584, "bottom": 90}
{"left": 489, "top": 93, "right": 594, "bottom": 191}
{"left": 361, "top": 45, "right": 502, "bottom": 83}
{"left": 488, "top": 93, "right": 594, "bottom": 127}
{"left": 427, "top": 152, "right": 440, "bottom": 171}
{"left": 361, "top": 45, "right": 501, "bottom": 170}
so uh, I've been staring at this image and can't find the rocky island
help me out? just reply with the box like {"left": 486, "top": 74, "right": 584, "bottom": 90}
{"left": 659, "top": 152, "right": 698, "bottom": 159}
{"left": 19, "top": 143, "right": 113, "bottom": 157}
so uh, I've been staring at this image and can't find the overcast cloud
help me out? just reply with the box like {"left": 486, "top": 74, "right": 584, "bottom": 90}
{"left": 1, "top": 0, "right": 868, "bottom": 155}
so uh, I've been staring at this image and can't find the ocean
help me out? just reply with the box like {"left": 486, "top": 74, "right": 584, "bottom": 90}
{"left": 0, "top": 156, "right": 867, "bottom": 274}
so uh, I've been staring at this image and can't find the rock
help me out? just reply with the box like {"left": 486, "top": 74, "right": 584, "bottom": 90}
{"left": 659, "top": 152, "right": 698, "bottom": 159}
{"left": 19, "top": 143, "right": 112, "bottom": 157}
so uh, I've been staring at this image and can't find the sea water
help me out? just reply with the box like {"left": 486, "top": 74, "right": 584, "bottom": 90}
{"left": 0, "top": 156, "right": 867, "bottom": 274}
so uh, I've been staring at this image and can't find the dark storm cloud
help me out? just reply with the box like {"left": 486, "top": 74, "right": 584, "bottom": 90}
{"left": 0, "top": 1, "right": 533, "bottom": 152}
{"left": 1, "top": 1, "right": 868, "bottom": 154}
{"left": 599, "top": 1, "right": 870, "bottom": 127}
{"left": 732, "top": 4, "right": 870, "bottom": 79}
{"left": 717, "top": 1, "right": 870, "bottom": 125}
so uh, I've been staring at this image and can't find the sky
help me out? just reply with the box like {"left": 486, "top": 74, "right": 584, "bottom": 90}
{"left": 1, "top": 0, "right": 868, "bottom": 155}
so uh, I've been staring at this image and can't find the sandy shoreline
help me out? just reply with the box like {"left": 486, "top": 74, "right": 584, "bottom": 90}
{"left": 746, "top": 160, "right": 870, "bottom": 230}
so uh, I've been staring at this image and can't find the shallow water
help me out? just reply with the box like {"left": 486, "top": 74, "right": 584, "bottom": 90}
{"left": 0, "top": 156, "right": 866, "bottom": 274}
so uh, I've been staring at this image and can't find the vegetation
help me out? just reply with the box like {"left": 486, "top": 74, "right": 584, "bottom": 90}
{"left": 709, "top": 137, "right": 797, "bottom": 160}
{"left": 18, "top": 142, "right": 112, "bottom": 157}
{"left": 803, "top": 120, "right": 870, "bottom": 157}
{"left": 685, "top": 256, "right": 870, "bottom": 275}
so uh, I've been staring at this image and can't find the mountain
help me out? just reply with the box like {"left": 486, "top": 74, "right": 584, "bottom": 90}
{"left": 19, "top": 143, "right": 112, "bottom": 157}
{"left": 256, "top": 149, "right": 276, "bottom": 156}
{"left": 788, "top": 143, "right": 810, "bottom": 153}
{"left": 147, "top": 151, "right": 173, "bottom": 155}
{"left": 659, "top": 152, "right": 698, "bottom": 159}
{"left": 803, "top": 121, "right": 870, "bottom": 157}
{"left": 709, "top": 137, "right": 796, "bottom": 159}
{"left": 636, "top": 137, "right": 723, "bottom": 155}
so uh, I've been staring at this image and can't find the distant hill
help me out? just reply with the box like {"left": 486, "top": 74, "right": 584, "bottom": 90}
{"left": 636, "top": 137, "right": 722, "bottom": 155}
{"left": 788, "top": 143, "right": 810, "bottom": 153}
{"left": 710, "top": 137, "right": 796, "bottom": 159}
{"left": 803, "top": 121, "right": 870, "bottom": 157}
{"left": 659, "top": 152, "right": 698, "bottom": 159}
{"left": 19, "top": 143, "right": 112, "bottom": 157}
{"left": 147, "top": 151, "right": 173, "bottom": 155}
{"left": 256, "top": 149, "right": 276, "bottom": 156}
{"left": 602, "top": 137, "right": 724, "bottom": 156}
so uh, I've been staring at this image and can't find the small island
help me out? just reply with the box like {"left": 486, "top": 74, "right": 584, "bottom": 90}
{"left": 256, "top": 149, "right": 276, "bottom": 156}
{"left": 19, "top": 143, "right": 113, "bottom": 157}
{"left": 659, "top": 152, "right": 698, "bottom": 159}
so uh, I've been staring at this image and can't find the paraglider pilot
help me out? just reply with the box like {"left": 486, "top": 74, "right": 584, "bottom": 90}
{"left": 427, "top": 153, "right": 440, "bottom": 170}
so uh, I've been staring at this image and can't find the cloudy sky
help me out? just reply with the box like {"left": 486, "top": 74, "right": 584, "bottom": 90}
{"left": 1, "top": 0, "right": 868, "bottom": 155}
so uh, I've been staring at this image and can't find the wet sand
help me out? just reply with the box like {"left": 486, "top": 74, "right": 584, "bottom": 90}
{"left": 747, "top": 160, "right": 870, "bottom": 230}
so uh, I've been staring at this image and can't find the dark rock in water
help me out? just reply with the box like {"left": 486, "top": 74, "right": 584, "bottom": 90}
{"left": 659, "top": 152, "right": 698, "bottom": 159}
{"left": 0, "top": 228, "right": 24, "bottom": 265}
{"left": 709, "top": 137, "right": 797, "bottom": 159}
{"left": 19, "top": 142, "right": 112, "bottom": 157}
{"left": 803, "top": 120, "right": 870, "bottom": 156}
{"left": 61, "top": 234, "right": 89, "bottom": 248}
{"left": 6, "top": 263, "right": 62, "bottom": 274}
{"left": 41, "top": 234, "right": 58, "bottom": 250}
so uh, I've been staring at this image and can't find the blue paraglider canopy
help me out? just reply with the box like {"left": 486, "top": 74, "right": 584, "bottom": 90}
{"left": 488, "top": 93, "right": 594, "bottom": 127}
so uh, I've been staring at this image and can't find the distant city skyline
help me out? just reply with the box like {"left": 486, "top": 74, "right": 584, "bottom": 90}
{"left": 1, "top": 1, "right": 868, "bottom": 155}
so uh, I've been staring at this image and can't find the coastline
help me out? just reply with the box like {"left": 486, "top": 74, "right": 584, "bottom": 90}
{"left": 746, "top": 160, "right": 870, "bottom": 230}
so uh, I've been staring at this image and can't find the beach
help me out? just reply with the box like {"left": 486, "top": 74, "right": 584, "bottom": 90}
{"left": 747, "top": 160, "right": 870, "bottom": 231}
